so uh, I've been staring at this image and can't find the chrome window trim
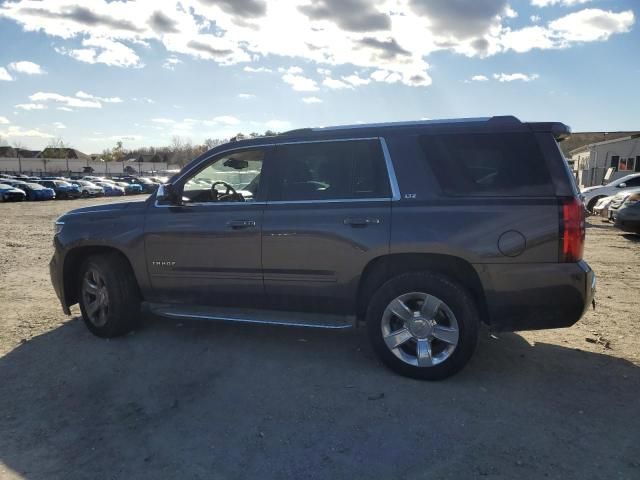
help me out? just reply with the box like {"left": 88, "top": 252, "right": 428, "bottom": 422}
{"left": 155, "top": 136, "right": 401, "bottom": 208}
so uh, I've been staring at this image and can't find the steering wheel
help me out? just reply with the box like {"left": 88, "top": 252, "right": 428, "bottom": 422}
{"left": 211, "top": 181, "right": 244, "bottom": 202}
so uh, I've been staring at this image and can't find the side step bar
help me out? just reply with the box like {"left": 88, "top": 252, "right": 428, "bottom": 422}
{"left": 143, "top": 303, "right": 355, "bottom": 330}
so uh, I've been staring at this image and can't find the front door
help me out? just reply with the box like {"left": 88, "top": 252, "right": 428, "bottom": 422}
{"left": 143, "top": 146, "right": 271, "bottom": 307}
{"left": 261, "top": 138, "right": 393, "bottom": 314}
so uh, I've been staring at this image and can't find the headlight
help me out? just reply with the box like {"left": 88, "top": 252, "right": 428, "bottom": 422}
{"left": 623, "top": 193, "right": 640, "bottom": 206}
{"left": 54, "top": 220, "right": 64, "bottom": 235}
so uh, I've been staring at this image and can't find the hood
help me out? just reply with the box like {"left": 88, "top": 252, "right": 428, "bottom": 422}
{"left": 61, "top": 200, "right": 146, "bottom": 219}
{"left": 580, "top": 186, "right": 600, "bottom": 193}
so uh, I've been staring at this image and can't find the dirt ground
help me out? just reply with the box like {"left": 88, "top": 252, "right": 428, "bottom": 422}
{"left": 0, "top": 197, "right": 638, "bottom": 480}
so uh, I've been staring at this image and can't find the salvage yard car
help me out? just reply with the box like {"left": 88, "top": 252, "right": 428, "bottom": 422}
{"left": 614, "top": 193, "right": 640, "bottom": 234}
{"left": 20, "top": 182, "right": 56, "bottom": 201}
{"left": 0, "top": 183, "right": 26, "bottom": 202}
{"left": 49, "top": 116, "right": 596, "bottom": 380}
{"left": 581, "top": 173, "right": 640, "bottom": 212}
{"left": 37, "top": 180, "right": 82, "bottom": 200}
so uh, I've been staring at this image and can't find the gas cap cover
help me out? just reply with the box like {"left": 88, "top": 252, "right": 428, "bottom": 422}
{"left": 498, "top": 230, "right": 527, "bottom": 257}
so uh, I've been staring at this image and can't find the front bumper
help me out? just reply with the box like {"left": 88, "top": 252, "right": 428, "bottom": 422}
{"left": 49, "top": 241, "right": 70, "bottom": 314}
{"left": 480, "top": 261, "right": 596, "bottom": 332}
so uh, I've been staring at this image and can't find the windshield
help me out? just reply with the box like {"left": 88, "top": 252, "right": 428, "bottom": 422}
{"left": 25, "top": 183, "right": 43, "bottom": 189}
{"left": 55, "top": 181, "right": 72, "bottom": 187}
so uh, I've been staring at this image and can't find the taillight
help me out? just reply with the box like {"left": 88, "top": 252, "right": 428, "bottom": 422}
{"left": 559, "top": 197, "right": 585, "bottom": 262}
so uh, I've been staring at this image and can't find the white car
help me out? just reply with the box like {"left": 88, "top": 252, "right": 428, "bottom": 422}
{"left": 73, "top": 180, "right": 105, "bottom": 197}
{"left": 581, "top": 173, "right": 640, "bottom": 212}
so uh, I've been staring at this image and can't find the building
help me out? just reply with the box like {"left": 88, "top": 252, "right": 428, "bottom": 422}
{"left": 570, "top": 134, "right": 640, "bottom": 188}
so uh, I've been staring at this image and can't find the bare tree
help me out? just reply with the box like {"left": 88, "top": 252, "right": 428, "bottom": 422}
{"left": 12, "top": 140, "right": 26, "bottom": 173}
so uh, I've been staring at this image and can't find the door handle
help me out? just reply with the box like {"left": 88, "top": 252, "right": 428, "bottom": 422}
{"left": 227, "top": 220, "right": 257, "bottom": 229}
{"left": 343, "top": 217, "right": 381, "bottom": 227}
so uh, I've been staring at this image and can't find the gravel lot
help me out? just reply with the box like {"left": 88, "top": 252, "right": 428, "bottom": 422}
{"left": 0, "top": 197, "right": 639, "bottom": 480}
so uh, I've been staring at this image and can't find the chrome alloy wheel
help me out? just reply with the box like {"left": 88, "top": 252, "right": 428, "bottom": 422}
{"left": 381, "top": 292, "right": 460, "bottom": 367}
{"left": 82, "top": 268, "right": 110, "bottom": 327}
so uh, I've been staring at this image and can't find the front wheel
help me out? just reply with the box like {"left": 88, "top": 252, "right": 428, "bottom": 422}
{"left": 78, "top": 253, "right": 141, "bottom": 338}
{"left": 366, "top": 272, "right": 479, "bottom": 380}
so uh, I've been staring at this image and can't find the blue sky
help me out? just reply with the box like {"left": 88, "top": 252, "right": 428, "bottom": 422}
{"left": 0, "top": 0, "right": 637, "bottom": 153}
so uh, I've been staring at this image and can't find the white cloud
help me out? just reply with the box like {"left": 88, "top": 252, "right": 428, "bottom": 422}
{"left": 57, "top": 107, "right": 74, "bottom": 112}
{"left": 29, "top": 92, "right": 102, "bottom": 108}
{"left": 532, "top": 0, "right": 592, "bottom": 7}
{"left": 57, "top": 37, "right": 142, "bottom": 68}
{"left": 530, "top": 15, "right": 542, "bottom": 23}
{"left": 342, "top": 74, "right": 371, "bottom": 87}
{"left": 244, "top": 66, "right": 272, "bottom": 73}
{"left": 0, "top": 125, "right": 54, "bottom": 139}
{"left": 322, "top": 77, "right": 353, "bottom": 90}
{"left": 285, "top": 66, "right": 304, "bottom": 74}
{"left": 0, "top": 67, "right": 13, "bottom": 81}
{"left": 302, "top": 96, "right": 322, "bottom": 104}
{"left": 282, "top": 73, "right": 319, "bottom": 92}
{"left": 210, "top": 116, "right": 241, "bottom": 126}
{"left": 0, "top": 116, "right": 9, "bottom": 125}
{"left": 151, "top": 118, "right": 175, "bottom": 124}
{"left": 265, "top": 120, "right": 291, "bottom": 131}
{"left": 470, "top": 75, "right": 489, "bottom": 82}
{"left": 500, "top": 8, "right": 634, "bottom": 53}
{"left": 162, "top": 56, "right": 182, "bottom": 70}
{"left": 75, "top": 91, "right": 123, "bottom": 103}
{"left": 8, "top": 61, "right": 45, "bottom": 75}
{"left": 0, "top": 1, "right": 632, "bottom": 89}
{"left": 53, "top": 122, "right": 66, "bottom": 129}
{"left": 15, "top": 103, "right": 47, "bottom": 110}
{"left": 238, "top": 93, "right": 255, "bottom": 99}
{"left": 493, "top": 73, "right": 540, "bottom": 82}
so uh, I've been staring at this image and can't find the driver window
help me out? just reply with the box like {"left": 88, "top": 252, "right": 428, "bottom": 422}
{"left": 182, "top": 149, "right": 264, "bottom": 203}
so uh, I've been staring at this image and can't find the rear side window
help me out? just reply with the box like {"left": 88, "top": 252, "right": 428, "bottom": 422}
{"left": 419, "top": 132, "right": 553, "bottom": 196}
{"left": 270, "top": 140, "right": 390, "bottom": 201}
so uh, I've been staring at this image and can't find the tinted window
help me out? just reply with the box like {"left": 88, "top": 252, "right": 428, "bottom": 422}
{"left": 624, "top": 176, "right": 640, "bottom": 187}
{"left": 419, "top": 132, "right": 553, "bottom": 196}
{"left": 270, "top": 140, "right": 390, "bottom": 201}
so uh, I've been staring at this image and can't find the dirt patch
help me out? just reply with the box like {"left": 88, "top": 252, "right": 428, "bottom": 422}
{"left": 0, "top": 198, "right": 638, "bottom": 479}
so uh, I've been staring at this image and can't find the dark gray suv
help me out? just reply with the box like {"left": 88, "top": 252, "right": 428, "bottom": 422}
{"left": 50, "top": 116, "right": 596, "bottom": 379}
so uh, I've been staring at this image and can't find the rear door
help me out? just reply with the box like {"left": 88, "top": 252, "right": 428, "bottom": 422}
{"left": 261, "top": 138, "right": 395, "bottom": 313}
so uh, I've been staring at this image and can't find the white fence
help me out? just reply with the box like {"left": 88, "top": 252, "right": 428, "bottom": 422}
{"left": 0, "top": 157, "right": 180, "bottom": 176}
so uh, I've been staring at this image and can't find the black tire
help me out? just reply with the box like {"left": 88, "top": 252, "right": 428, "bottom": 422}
{"left": 366, "top": 271, "right": 479, "bottom": 380}
{"left": 78, "top": 253, "right": 141, "bottom": 338}
{"left": 81, "top": 191, "right": 89, "bottom": 198}
{"left": 587, "top": 196, "right": 603, "bottom": 213}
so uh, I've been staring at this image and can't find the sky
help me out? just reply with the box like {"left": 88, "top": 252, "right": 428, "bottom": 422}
{"left": 0, "top": 0, "right": 638, "bottom": 154}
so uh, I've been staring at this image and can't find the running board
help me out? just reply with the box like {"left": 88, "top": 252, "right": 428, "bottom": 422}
{"left": 144, "top": 303, "right": 354, "bottom": 330}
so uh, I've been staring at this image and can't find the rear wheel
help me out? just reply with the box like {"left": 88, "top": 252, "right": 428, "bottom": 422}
{"left": 78, "top": 253, "right": 141, "bottom": 338}
{"left": 367, "top": 271, "right": 479, "bottom": 380}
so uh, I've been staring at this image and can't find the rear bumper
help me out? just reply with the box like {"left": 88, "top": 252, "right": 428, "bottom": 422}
{"left": 479, "top": 261, "right": 595, "bottom": 332}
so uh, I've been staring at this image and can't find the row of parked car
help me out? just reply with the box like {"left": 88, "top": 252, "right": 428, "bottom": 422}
{"left": 581, "top": 172, "right": 640, "bottom": 234}
{"left": 0, "top": 174, "right": 167, "bottom": 202}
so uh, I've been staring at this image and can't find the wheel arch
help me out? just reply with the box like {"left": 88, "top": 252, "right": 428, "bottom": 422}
{"left": 356, "top": 253, "right": 490, "bottom": 325}
{"left": 62, "top": 246, "right": 140, "bottom": 309}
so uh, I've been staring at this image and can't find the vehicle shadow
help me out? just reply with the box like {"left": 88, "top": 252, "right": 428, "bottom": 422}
{"left": 0, "top": 316, "right": 638, "bottom": 479}
{"left": 622, "top": 233, "right": 640, "bottom": 242}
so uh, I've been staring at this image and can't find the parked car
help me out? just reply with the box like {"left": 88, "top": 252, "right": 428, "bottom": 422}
{"left": 116, "top": 181, "right": 144, "bottom": 195}
{"left": 20, "top": 182, "right": 56, "bottom": 201}
{"left": 581, "top": 173, "right": 640, "bottom": 212}
{"left": 0, "top": 183, "right": 26, "bottom": 202}
{"left": 72, "top": 180, "right": 105, "bottom": 198}
{"left": 604, "top": 187, "right": 640, "bottom": 222}
{"left": 3, "top": 179, "right": 29, "bottom": 190}
{"left": 118, "top": 176, "right": 159, "bottom": 193}
{"left": 614, "top": 193, "right": 640, "bottom": 234}
{"left": 592, "top": 195, "right": 614, "bottom": 219}
{"left": 94, "top": 181, "right": 125, "bottom": 196}
{"left": 49, "top": 116, "right": 595, "bottom": 380}
{"left": 37, "top": 180, "right": 82, "bottom": 199}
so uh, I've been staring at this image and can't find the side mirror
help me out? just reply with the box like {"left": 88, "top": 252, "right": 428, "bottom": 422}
{"left": 618, "top": 183, "right": 627, "bottom": 188}
{"left": 156, "top": 184, "right": 180, "bottom": 205}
